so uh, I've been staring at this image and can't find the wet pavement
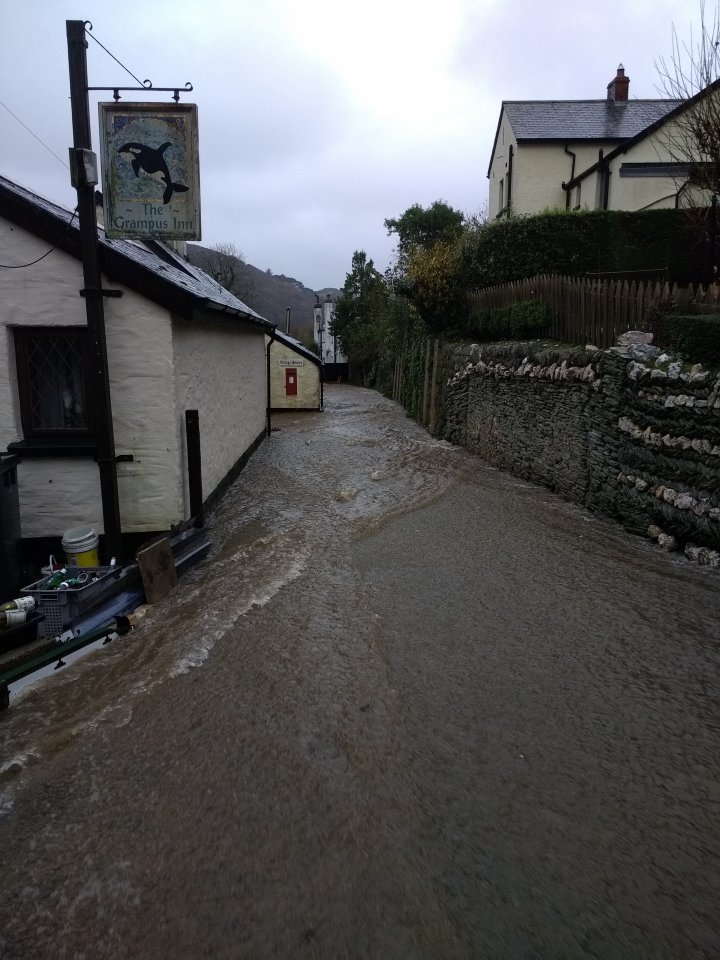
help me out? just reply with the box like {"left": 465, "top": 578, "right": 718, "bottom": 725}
{"left": 1, "top": 384, "right": 718, "bottom": 959}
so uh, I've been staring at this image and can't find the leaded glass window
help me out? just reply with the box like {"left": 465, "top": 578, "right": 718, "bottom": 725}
{"left": 14, "top": 327, "right": 94, "bottom": 437}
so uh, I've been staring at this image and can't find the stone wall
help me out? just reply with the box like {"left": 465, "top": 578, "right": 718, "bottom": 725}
{"left": 440, "top": 339, "right": 720, "bottom": 566}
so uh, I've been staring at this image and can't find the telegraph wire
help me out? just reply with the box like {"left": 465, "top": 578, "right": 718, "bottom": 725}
{"left": 0, "top": 98, "right": 72, "bottom": 268}
{"left": 0, "top": 99, "right": 69, "bottom": 169}
{"left": 1, "top": 25, "right": 134, "bottom": 272}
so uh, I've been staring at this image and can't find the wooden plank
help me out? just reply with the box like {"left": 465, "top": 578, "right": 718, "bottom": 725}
{"left": 137, "top": 537, "right": 178, "bottom": 605}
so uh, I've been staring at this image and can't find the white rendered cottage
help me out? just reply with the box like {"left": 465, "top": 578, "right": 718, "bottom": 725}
{"left": 0, "top": 175, "right": 274, "bottom": 565}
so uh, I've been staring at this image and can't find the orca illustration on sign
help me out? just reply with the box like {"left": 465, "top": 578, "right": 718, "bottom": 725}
{"left": 117, "top": 141, "right": 189, "bottom": 204}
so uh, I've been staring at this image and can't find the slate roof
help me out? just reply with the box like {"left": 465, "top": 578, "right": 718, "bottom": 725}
{"left": 271, "top": 329, "right": 321, "bottom": 367}
{"left": 502, "top": 99, "right": 682, "bottom": 142}
{"left": 0, "top": 175, "right": 273, "bottom": 331}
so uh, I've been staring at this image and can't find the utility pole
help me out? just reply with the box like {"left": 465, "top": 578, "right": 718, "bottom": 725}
{"left": 66, "top": 20, "right": 123, "bottom": 562}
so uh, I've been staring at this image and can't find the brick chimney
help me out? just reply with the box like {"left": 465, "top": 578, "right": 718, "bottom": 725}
{"left": 607, "top": 64, "right": 629, "bottom": 102}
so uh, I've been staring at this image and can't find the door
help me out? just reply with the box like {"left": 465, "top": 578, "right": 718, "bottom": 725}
{"left": 285, "top": 367, "right": 298, "bottom": 396}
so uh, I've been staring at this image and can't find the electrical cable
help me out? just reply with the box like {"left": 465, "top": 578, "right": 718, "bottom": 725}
{"left": 0, "top": 209, "right": 79, "bottom": 269}
{"left": 0, "top": 99, "right": 69, "bottom": 169}
{"left": 0, "top": 248, "right": 55, "bottom": 269}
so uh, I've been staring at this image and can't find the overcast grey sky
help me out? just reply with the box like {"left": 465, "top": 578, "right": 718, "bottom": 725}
{"left": 1, "top": 0, "right": 696, "bottom": 290}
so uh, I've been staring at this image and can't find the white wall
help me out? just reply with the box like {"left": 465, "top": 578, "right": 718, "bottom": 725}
{"left": 606, "top": 116, "right": 698, "bottom": 211}
{"left": 1, "top": 216, "right": 267, "bottom": 540}
{"left": 0, "top": 222, "right": 113, "bottom": 537}
{"left": 173, "top": 316, "right": 267, "bottom": 511}
{"left": 512, "top": 142, "right": 614, "bottom": 215}
{"left": 0, "top": 221, "right": 183, "bottom": 536}
{"left": 487, "top": 113, "right": 516, "bottom": 218}
{"left": 103, "top": 285, "right": 181, "bottom": 533}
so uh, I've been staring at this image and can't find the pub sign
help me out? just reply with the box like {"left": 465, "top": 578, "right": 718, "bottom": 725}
{"left": 99, "top": 102, "right": 201, "bottom": 240}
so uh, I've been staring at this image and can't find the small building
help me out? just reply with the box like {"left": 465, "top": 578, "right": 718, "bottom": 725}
{"left": 313, "top": 294, "right": 348, "bottom": 382}
{"left": 268, "top": 331, "right": 322, "bottom": 411}
{"left": 0, "top": 175, "right": 274, "bottom": 571}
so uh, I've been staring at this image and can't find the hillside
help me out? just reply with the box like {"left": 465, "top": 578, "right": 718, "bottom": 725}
{"left": 187, "top": 243, "right": 339, "bottom": 339}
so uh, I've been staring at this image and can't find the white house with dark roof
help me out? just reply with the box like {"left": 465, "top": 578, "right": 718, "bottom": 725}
{"left": 0, "top": 175, "right": 274, "bottom": 565}
{"left": 488, "top": 66, "right": 683, "bottom": 218}
{"left": 313, "top": 293, "right": 348, "bottom": 382}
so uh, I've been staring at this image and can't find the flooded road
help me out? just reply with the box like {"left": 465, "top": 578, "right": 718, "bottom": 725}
{"left": 1, "top": 385, "right": 718, "bottom": 959}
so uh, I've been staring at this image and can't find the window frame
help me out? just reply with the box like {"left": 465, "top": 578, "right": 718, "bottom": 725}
{"left": 13, "top": 325, "right": 96, "bottom": 442}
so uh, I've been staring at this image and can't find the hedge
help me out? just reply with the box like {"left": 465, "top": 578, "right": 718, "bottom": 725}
{"left": 458, "top": 209, "right": 710, "bottom": 289}
{"left": 657, "top": 313, "right": 720, "bottom": 366}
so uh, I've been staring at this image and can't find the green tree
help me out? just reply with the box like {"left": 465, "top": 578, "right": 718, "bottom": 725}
{"left": 404, "top": 239, "right": 464, "bottom": 332}
{"left": 332, "top": 251, "right": 388, "bottom": 382}
{"left": 384, "top": 200, "right": 464, "bottom": 262}
{"left": 384, "top": 201, "right": 466, "bottom": 331}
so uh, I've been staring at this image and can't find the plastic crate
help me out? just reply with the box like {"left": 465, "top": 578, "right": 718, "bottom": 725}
{"left": 20, "top": 566, "right": 122, "bottom": 638}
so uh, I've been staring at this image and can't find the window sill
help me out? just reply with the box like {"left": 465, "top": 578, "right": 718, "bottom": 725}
{"left": 7, "top": 439, "right": 98, "bottom": 459}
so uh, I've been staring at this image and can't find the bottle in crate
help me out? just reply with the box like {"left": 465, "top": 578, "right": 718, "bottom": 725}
{"left": 44, "top": 570, "right": 68, "bottom": 589}
{"left": 0, "top": 609, "right": 27, "bottom": 629}
{"left": 1, "top": 596, "right": 36, "bottom": 613}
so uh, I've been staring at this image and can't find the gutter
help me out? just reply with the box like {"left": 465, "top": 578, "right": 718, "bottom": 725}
{"left": 199, "top": 298, "right": 273, "bottom": 330}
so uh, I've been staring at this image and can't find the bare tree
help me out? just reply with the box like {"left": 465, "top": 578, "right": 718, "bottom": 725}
{"left": 205, "top": 242, "right": 244, "bottom": 290}
{"left": 205, "top": 242, "right": 256, "bottom": 305}
{"left": 654, "top": 1, "right": 720, "bottom": 280}
{"left": 656, "top": 1, "right": 720, "bottom": 98}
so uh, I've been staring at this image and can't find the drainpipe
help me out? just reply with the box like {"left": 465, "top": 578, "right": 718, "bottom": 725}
{"left": 597, "top": 149, "right": 611, "bottom": 210}
{"left": 602, "top": 163, "right": 611, "bottom": 210}
{"left": 506, "top": 144, "right": 514, "bottom": 212}
{"left": 266, "top": 328, "right": 276, "bottom": 437}
{"left": 563, "top": 144, "right": 576, "bottom": 209}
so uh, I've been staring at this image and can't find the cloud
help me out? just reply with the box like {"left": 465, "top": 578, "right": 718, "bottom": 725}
{"left": 0, "top": 0, "right": 707, "bottom": 289}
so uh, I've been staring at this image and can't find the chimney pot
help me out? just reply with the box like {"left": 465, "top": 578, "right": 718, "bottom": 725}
{"left": 607, "top": 63, "right": 629, "bottom": 102}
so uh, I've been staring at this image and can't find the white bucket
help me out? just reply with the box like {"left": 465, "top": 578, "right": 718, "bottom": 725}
{"left": 61, "top": 526, "right": 100, "bottom": 567}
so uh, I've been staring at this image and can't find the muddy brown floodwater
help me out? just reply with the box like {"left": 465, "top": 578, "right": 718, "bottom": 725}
{"left": 1, "top": 384, "right": 719, "bottom": 959}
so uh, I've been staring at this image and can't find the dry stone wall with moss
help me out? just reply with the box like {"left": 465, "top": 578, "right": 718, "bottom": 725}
{"left": 440, "top": 338, "right": 720, "bottom": 567}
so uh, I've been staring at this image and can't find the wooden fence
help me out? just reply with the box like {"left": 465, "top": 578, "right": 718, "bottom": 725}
{"left": 467, "top": 275, "right": 720, "bottom": 349}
